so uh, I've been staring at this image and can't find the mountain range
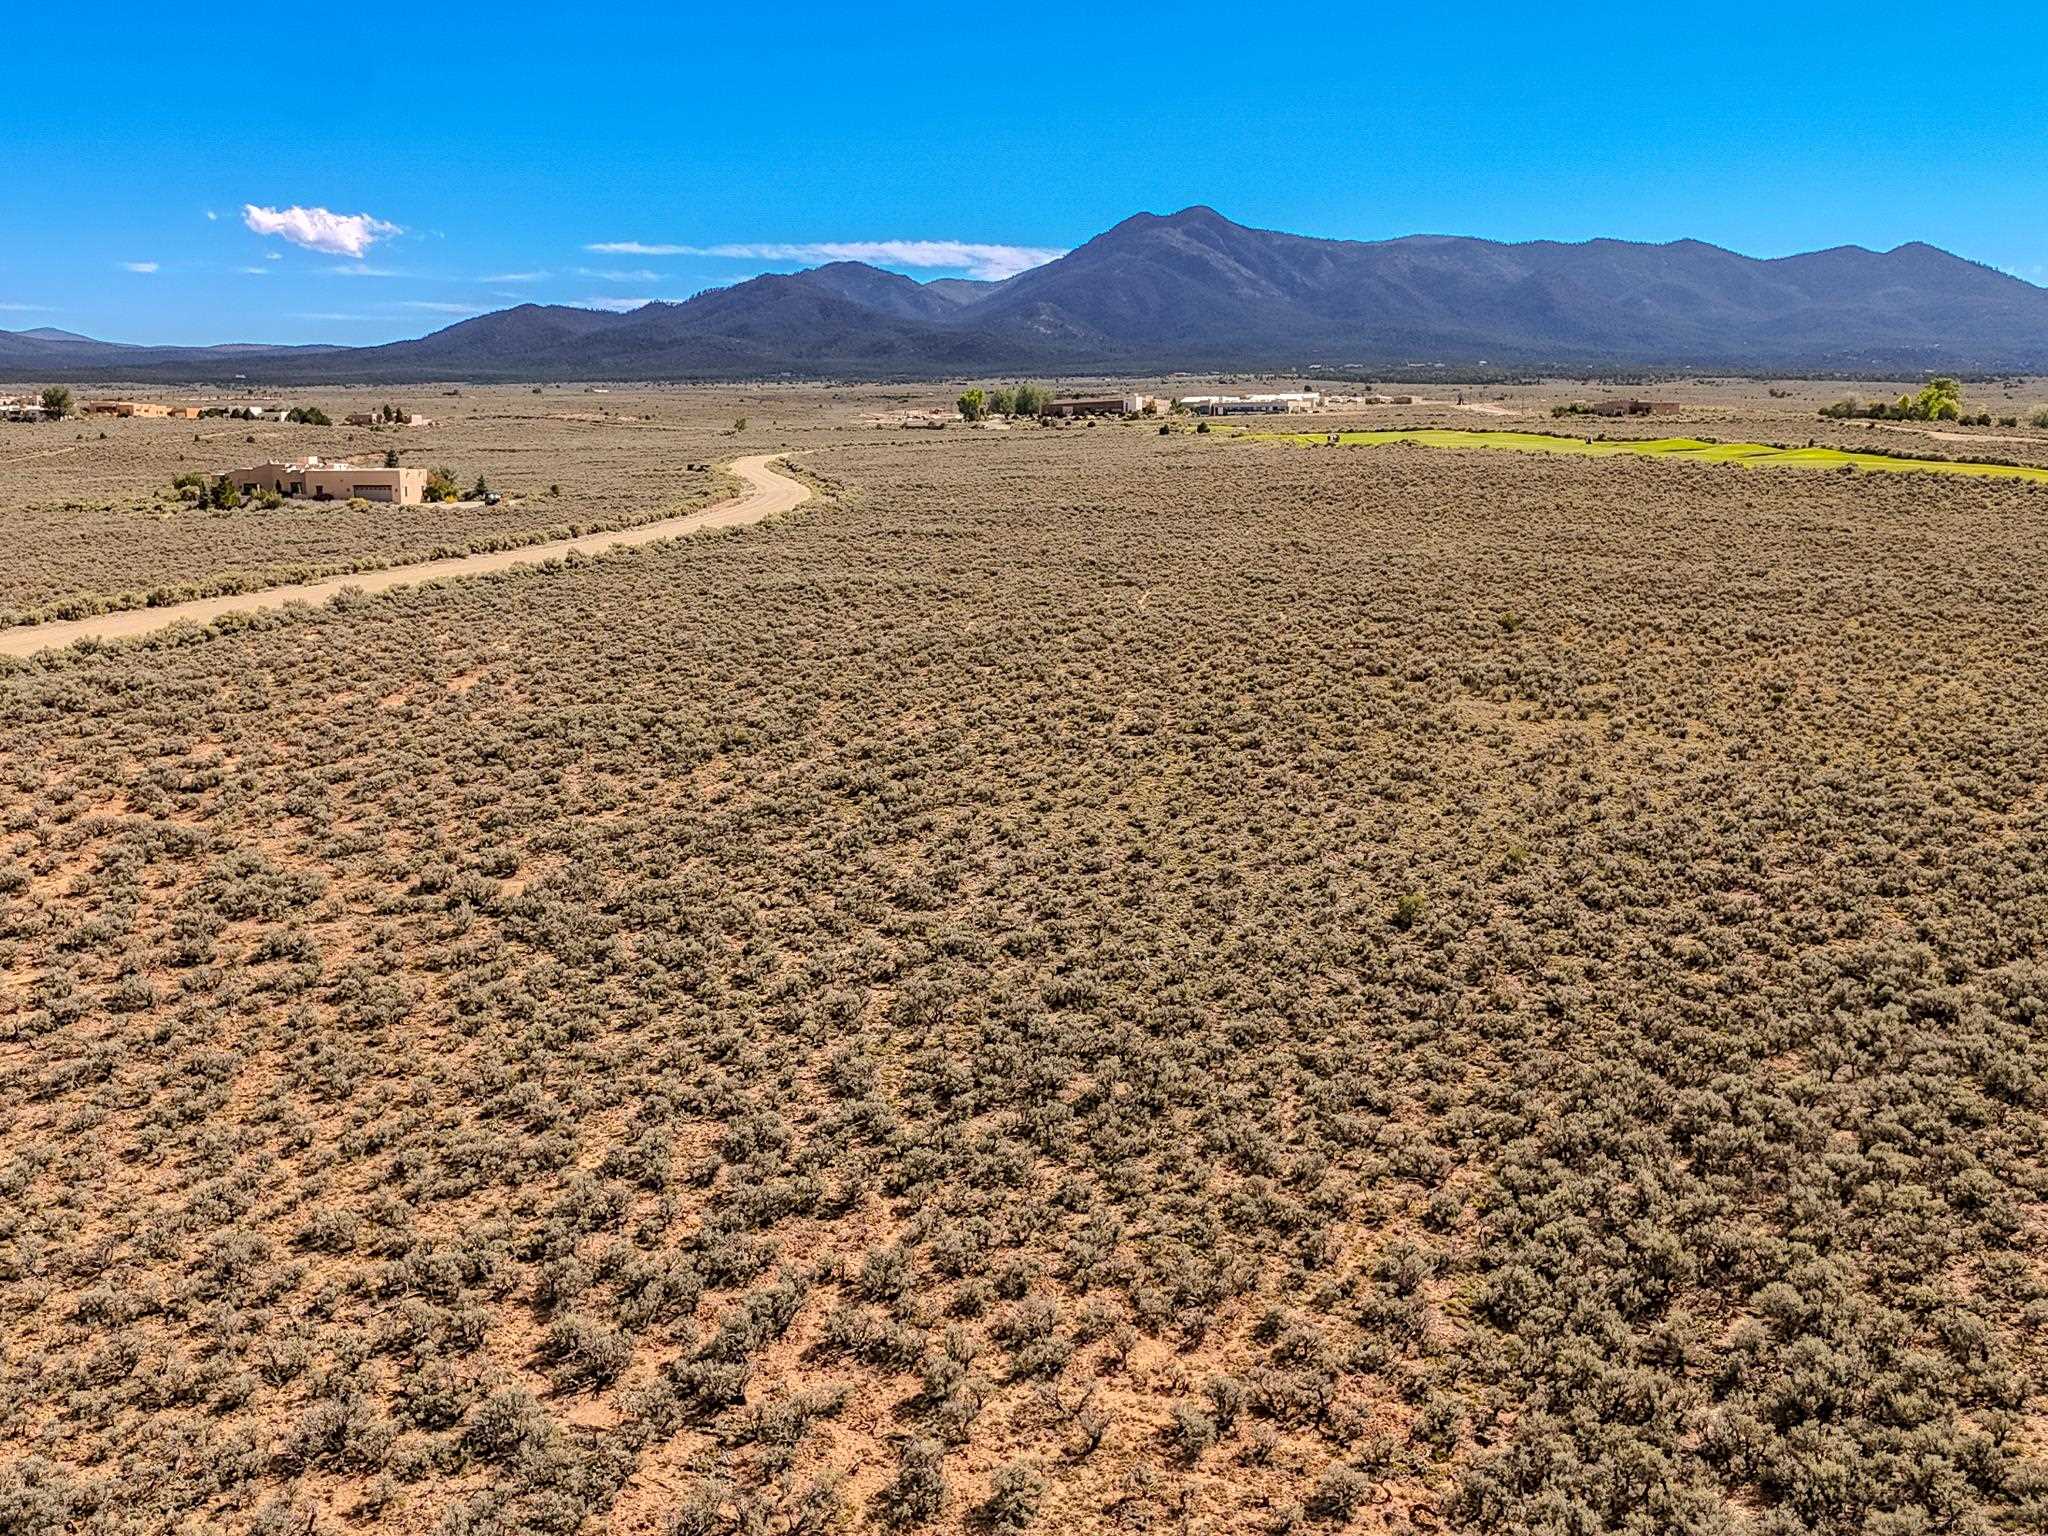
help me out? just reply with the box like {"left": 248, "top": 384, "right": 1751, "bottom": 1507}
{"left": 8, "top": 207, "right": 2048, "bottom": 382}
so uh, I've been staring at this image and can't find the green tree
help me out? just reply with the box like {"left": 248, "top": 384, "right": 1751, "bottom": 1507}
{"left": 383, "top": 449, "right": 400, "bottom": 468}
{"left": 208, "top": 474, "right": 242, "bottom": 510}
{"left": 957, "top": 389, "right": 987, "bottom": 422}
{"left": 39, "top": 385, "right": 71, "bottom": 418}
{"left": 1911, "top": 377, "right": 1962, "bottom": 422}
{"left": 989, "top": 388, "right": 1017, "bottom": 417}
{"left": 1012, "top": 383, "right": 1052, "bottom": 417}
{"left": 425, "top": 467, "right": 459, "bottom": 502}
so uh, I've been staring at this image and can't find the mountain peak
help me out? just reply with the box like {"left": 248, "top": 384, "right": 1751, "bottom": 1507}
{"left": 5, "top": 209, "right": 2045, "bottom": 379}
{"left": 1101, "top": 205, "right": 1238, "bottom": 240}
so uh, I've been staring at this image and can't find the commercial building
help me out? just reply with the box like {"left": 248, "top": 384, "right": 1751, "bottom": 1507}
{"left": 1043, "top": 394, "right": 1153, "bottom": 418}
{"left": 1177, "top": 391, "right": 1322, "bottom": 415}
{"left": 230, "top": 456, "right": 427, "bottom": 505}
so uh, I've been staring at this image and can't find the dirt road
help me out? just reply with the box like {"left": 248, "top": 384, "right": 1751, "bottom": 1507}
{"left": 1860, "top": 420, "right": 2040, "bottom": 447}
{"left": 0, "top": 453, "right": 809, "bottom": 659}
{"left": 1402, "top": 397, "right": 1520, "bottom": 417}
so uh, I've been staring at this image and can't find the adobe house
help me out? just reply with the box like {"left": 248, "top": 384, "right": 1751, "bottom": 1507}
{"left": 83, "top": 400, "right": 172, "bottom": 418}
{"left": 231, "top": 456, "right": 427, "bottom": 504}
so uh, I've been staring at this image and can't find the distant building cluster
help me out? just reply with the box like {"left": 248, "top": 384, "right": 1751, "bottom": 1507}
{"left": 345, "top": 411, "right": 435, "bottom": 427}
{"left": 1040, "top": 390, "right": 1324, "bottom": 418}
{"left": 1175, "top": 391, "right": 1322, "bottom": 416}
{"left": 231, "top": 456, "right": 426, "bottom": 505}
{"left": 18, "top": 398, "right": 431, "bottom": 424}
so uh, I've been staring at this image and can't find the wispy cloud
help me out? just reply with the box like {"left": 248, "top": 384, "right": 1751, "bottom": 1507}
{"left": 480, "top": 270, "right": 545, "bottom": 283}
{"left": 0, "top": 302, "right": 51, "bottom": 312}
{"left": 576, "top": 267, "right": 661, "bottom": 282}
{"left": 398, "top": 300, "right": 488, "bottom": 314}
{"left": 585, "top": 242, "right": 694, "bottom": 257}
{"left": 326, "top": 264, "right": 403, "bottom": 278}
{"left": 584, "top": 238, "right": 1067, "bottom": 280}
{"left": 122, "top": 261, "right": 160, "bottom": 274}
{"left": 237, "top": 266, "right": 270, "bottom": 276}
{"left": 244, "top": 203, "right": 400, "bottom": 258}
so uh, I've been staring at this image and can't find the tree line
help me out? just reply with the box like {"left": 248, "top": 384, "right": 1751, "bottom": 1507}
{"left": 957, "top": 384, "right": 1053, "bottom": 422}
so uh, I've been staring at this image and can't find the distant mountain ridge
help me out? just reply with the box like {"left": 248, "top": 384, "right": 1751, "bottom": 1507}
{"left": 7, "top": 207, "right": 2048, "bottom": 382}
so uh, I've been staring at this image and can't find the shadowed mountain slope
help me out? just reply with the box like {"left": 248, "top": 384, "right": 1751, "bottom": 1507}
{"left": 7, "top": 208, "right": 2047, "bottom": 381}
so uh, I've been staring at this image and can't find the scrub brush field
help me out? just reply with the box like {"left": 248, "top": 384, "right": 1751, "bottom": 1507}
{"left": 1, "top": 398, "right": 2047, "bottom": 1536}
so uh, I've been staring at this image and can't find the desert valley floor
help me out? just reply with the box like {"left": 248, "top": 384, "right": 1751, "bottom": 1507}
{"left": 2, "top": 381, "right": 2047, "bottom": 1535}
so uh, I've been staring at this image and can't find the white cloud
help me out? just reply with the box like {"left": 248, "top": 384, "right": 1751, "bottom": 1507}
{"left": 243, "top": 203, "right": 400, "bottom": 258}
{"left": 584, "top": 238, "right": 1067, "bottom": 280}
{"left": 576, "top": 267, "right": 661, "bottom": 282}
{"left": 122, "top": 261, "right": 160, "bottom": 274}
{"left": 480, "top": 270, "right": 545, "bottom": 283}
{"left": 326, "top": 264, "right": 403, "bottom": 278}
{"left": 0, "top": 302, "right": 51, "bottom": 312}
{"left": 237, "top": 266, "right": 270, "bottom": 276}
{"left": 399, "top": 300, "right": 487, "bottom": 314}
{"left": 583, "top": 242, "right": 693, "bottom": 256}
{"left": 205, "top": 210, "right": 219, "bottom": 221}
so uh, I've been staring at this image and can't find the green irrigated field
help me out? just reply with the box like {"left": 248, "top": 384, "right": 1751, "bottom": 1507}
{"left": 1257, "top": 426, "right": 2048, "bottom": 481}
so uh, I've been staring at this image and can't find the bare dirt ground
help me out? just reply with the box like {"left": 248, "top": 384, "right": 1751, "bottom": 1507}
{"left": 0, "top": 455, "right": 809, "bottom": 657}
{"left": 1861, "top": 418, "right": 2037, "bottom": 445}
{"left": 1412, "top": 397, "right": 1523, "bottom": 417}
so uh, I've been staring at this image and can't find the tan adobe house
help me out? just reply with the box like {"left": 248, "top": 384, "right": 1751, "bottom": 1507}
{"left": 231, "top": 456, "right": 427, "bottom": 504}
{"left": 83, "top": 400, "right": 173, "bottom": 417}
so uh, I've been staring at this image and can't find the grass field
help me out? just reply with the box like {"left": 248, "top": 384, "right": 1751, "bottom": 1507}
{"left": 1256, "top": 426, "right": 2048, "bottom": 482}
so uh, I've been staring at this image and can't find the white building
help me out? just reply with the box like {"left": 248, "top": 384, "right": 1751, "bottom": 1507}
{"left": 1176, "top": 391, "right": 1322, "bottom": 416}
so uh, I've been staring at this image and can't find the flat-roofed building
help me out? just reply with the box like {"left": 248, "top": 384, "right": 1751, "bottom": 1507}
{"left": 230, "top": 455, "right": 427, "bottom": 505}
{"left": 1043, "top": 395, "right": 1133, "bottom": 418}
{"left": 83, "top": 400, "right": 173, "bottom": 418}
{"left": 1177, "top": 391, "right": 1322, "bottom": 415}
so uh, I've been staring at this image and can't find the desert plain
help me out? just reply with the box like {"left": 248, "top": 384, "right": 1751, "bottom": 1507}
{"left": 2, "top": 378, "right": 2047, "bottom": 1535}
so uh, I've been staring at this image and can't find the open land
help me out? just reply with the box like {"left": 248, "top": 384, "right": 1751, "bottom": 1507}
{"left": 2, "top": 381, "right": 2047, "bottom": 1535}
{"left": 1256, "top": 428, "right": 2048, "bottom": 482}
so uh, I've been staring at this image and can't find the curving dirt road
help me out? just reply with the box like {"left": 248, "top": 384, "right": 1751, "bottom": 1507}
{"left": 0, "top": 453, "right": 809, "bottom": 659}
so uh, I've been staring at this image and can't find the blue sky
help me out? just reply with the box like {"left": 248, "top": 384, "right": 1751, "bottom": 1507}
{"left": 6, "top": 2, "right": 2044, "bottom": 345}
